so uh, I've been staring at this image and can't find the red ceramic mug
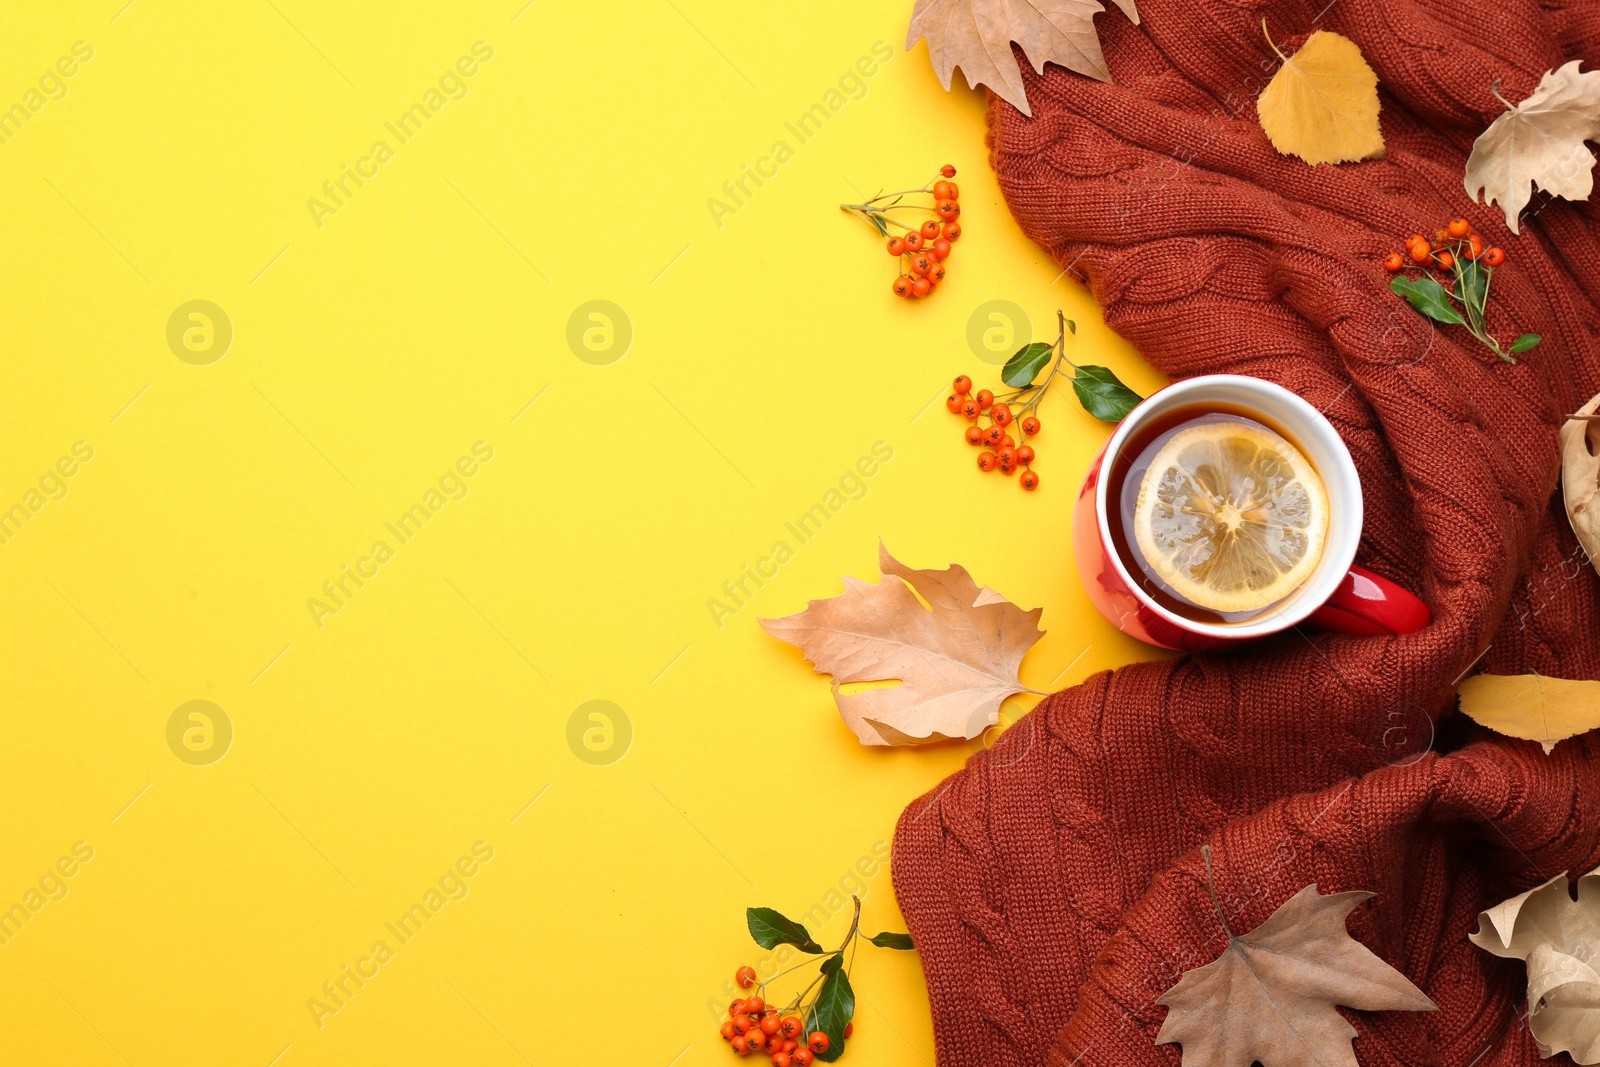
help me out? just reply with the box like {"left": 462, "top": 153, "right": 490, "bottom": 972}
{"left": 1073, "top": 374, "right": 1431, "bottom": 651}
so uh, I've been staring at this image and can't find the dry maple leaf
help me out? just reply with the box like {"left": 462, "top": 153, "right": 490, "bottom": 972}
{"left": 1464, "top": 62, "right": 1600, "bottom": 233}
{"left": 1563, "top": 391, "right": 1600, "bottom": 576}
{"left": 1157, "top": 847, "right": 1435, "bottom": 1067}
{"left": 1256, "top": 26, "right": 1385, "bottom": 166}
{"left": 905, "top": 0, "right": 1140, "bottom": 118}
{"left": 1456, "top": 673, "right": 1600, "bottom": 753}
{"left": 1471, "top": 866, "right": 1600, "bottom": 1062}
{"left": 758, "top": 542, "right": 1044, "bottom": 746}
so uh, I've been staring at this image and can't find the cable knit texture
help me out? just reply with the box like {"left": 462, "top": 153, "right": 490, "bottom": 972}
{"left": 890, "top": 1, "right": 1600, "bottom": 1064}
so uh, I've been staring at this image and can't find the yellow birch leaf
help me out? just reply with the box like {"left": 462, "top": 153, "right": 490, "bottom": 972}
{"left": 1457, "top": 673, "right": 1600, "bottom": 754}
{"left": 1256, "top": 26, "right": 1385, "bottom": 166}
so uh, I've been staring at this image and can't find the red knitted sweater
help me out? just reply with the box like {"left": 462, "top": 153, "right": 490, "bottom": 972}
{"left": 890, "top": 1, "right": 1600, "bottom": 1065}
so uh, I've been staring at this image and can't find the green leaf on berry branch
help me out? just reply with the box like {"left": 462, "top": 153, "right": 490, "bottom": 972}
{"left": 1389, "top": 275, "right": 1466, "bottom": 326}
{"left": 1510, "top": 333, "right": 1542, "bottom": 353}
{"left": 866, "top": 931, "right": 915, "bottom": 949}
{"left": 1458, "top": 257, "right": 1487, "bottom": 310}
{"left": 747, "top": 907, "right": 824, "bottom": 953}
{"left": 1072, "top": 365, "right": 1144, "bottom": 423}
{"left": 810, "top": 954, "right": 855, "bottom": 1062}
{"left": 1001, "top": 341, "right": 1055, "bottom": 388}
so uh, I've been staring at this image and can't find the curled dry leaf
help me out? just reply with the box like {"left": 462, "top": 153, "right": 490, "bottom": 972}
{"left": 1563, "top": 390, "right": 1600, "bottom": 577}
{"left": 1471, "top": 867, "right": 1600, "bottom": 1063}
{"left": 1256, "top": 28, "right": 1385, "bottom": 166}
{"left": 1464, "top": 62, "right": 1600, "bottom": 233}
{"left": 759, "top": 542, "right": 1044, "bottom": 746}
{"left": 905, "top": 0, "right": 1140, "bottom": 118}
{"left": 1456, "top": 673, "right": 1600, "bottom": 753}
{"left": 1156, "top": 848, "right": 1435, "bottom": 1067}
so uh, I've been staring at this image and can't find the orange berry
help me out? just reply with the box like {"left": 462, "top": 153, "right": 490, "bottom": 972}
{"left": 792, "top": 1052, "right": 813, "bottom": 1067}
{"left": 910, "top": 253, "right": 934, "bottom": 276}
{"left": 892, "top": 276, "right": 912, "bottom": 298}
{"left": 1433, "top": 227, "right": 1449, "bottom": 245}
{"left": 844, "top": 1023, "right": 853, "bottom": 1039}
{"left": 960, "top": 398, "right": 981, "bottom": 420}
{"left": 940, "top": 164, "right": 956, "bottom": 178}
{"left": 952, "top": 375, "right": 972, "bottom": 394}
{"left": 927, "top": 262, "right": 946, "bottom": 283}
{"left": 981, "top": 424, "right": 1004, "bottom": 448}
{"left": 744, "top": 997, "right": 764, "bottom": 1015}
{"left": 1021, "top": 415, "right": 1040, "bottom": 436}
{"left": 722, "top": 1022, "right": 737, "bottom": 1040}
{"left": 919, "top": 219, "right": 941, "bottom": 240}
{"left": 780, "top": 1018, "right": 804, "bottom": 1040}
{"left": 732, "top": 1036, "right": 750, "bottom": 1055}
{"left": 999, "top": 434, "right": 1015, "bottom": 450}
{"left": 903, "top": 232, "right": 923, "bottom": 252}
{"left": 964, "top": 425, "right": 984, "bottom": 445}
{"left": 977, "top": 451, "right": 998, "bottom": 472}
{"left": 1021, "top": 470, "right": 1040, "bottom": 491}
{"left": 1409, "top": 243, "right": 1431, "bottom": 264}
{"left": 991, "top": 403, "right": 1012, "bottom": 426}
{"left": 1383, "top": 252, "right": 1404, "bottom": 272}
{"left": 736, "top": 966, "right": 758, "bottom": 988}
{"left": 1436, "top": 251, "right": 1455, "bottom": 269}
{"left": 943, "top": 221, "right": 961, "bottom": 241}
{"left": 946, "top": 182, "right": 958, "bottom": 199}
{"left": 886, "top": 236, "right": 906, "bottom": 256}
{"left": 997, "top": 446, "right": 1017, "bottom": 466}
{"left": 910, "top": 276, "right": 931, "bottom": 298}
{"left": 746, "top": 1029, "right": 768, "bottom": 1052}
{"left": 945, "top": 393, "right": 963, "bottom": 413}
{"left": 731, "top": 999, "right": 748, "bottom": 1016}
{"left": 1448, "top": 218, "right": 1471, "bottom": 238}
{"left": 930, "top": 238, "right": 952, "bottom": 261}
{"left": 808, "top": 1033, "right": 831, "bottom": 1054}
{"left": 1484, "top": 247, "right": 1505, "bottom": 267}
{"left": 936, "top": 199, "right": 960, "bottom": 220}
{"left": 772, "top": 1054, "right": 792, "bottom": 1067}
{"left": 761, "top": 1016, "right": 782, "bottom": 1036}
{"left": 974, "top": 389, "right": 994, "bottom": 409}
{"left": 932, "top": 180, "right": 953, "bottom": 200}
{"left": 1015, "top": 445, "right": 1035, "bottom": 464}
{"left": 1467, "top": 234, "right": 1484, "bottom": 259}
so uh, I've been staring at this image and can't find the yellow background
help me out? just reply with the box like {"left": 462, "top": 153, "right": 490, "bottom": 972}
{"left": 0, "top": 2, "right": 1165, "bottom": 1063}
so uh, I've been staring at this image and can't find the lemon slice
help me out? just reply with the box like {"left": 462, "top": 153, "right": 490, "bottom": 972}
{"left": 1133, "top": 421, "right": 1329, "bottom": 614}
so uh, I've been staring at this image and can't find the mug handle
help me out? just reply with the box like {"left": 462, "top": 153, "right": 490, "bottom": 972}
{"left": 1307, "top": 565, "right": 1431, "bottom": 637}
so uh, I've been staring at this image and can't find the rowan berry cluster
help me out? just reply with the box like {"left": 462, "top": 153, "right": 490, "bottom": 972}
{"left": 719, "top": 985, "right": 844, "bottom": 1065}
{"left": 841, "top": 164, "right": 962, "bottom": 300}
{"left": 1382, "top": 216, "right": 1539, "bottom": 361}
{"left": 946, "top": 375, "right": 1041, "bottom": 490}
{"left": 718, "top": 897, "right": 912, "bottom": 1063}
{"left": 1382, "top": 217, "right": 1502, "bottom": 274}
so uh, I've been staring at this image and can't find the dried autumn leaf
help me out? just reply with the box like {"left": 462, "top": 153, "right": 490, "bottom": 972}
{"left": 905, "top": 0, "right": 1140, "bottom": 118}
{"left": 758, "top": 542, "right": 1043, "bottom": 746}
{"left": 1464, "top": 62, "right": 1600, "bottom": 233}
{"left": 1471, "top": 866, "right": 1600, "bottom": 1063}
{"left": 1256, "top": 27, "right": 1385, "bottom": 166}
{"left": 1563, "top": 391, "right": 1600, "bottom": 577}
{"left": 1457, "top": 673, "right": 1600, "bottom": 753}
{"left": 1157, "top": 852, "right": 1435, "bottom": 1067}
